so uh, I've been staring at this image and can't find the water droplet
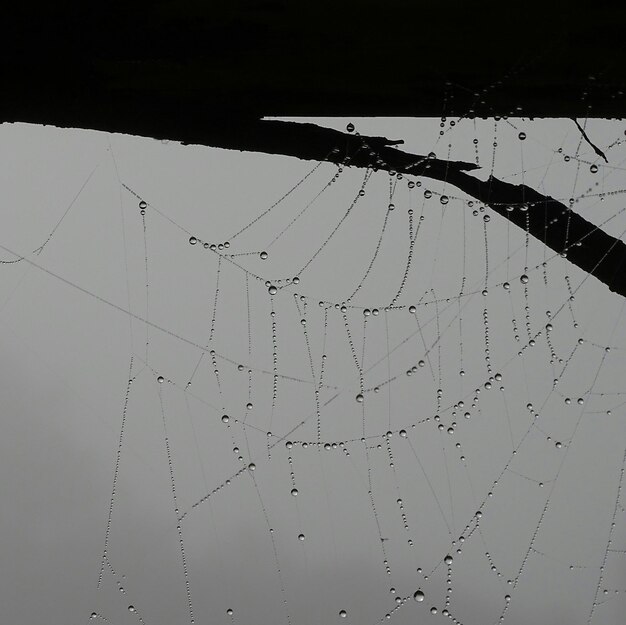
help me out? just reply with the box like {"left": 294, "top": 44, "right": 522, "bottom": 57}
{"left": 298, "top": 533, "right": 305, "bottom": 541}
{"left": 189, "top": 236, "right": 197, "bottom": 245}
{"left": 399, "top": 429, "right": 407, "bottom": 438}
{"left": 291, "top": 488, "right": 299, "bottom": 496}
{"left": 555, "top": 441, "right": 562, "bottom": 449}
{"left": 128, "top": 606, "right": 136, "bottom": 613}
{"left": 424, "top": 190, "right": 432, "bottom": 199}
{"left": 520, "top": 274, "right": 529, "bottom": 284}
{"left": 157, "top": 375, "right": 164, "bottom": 383}
{"left": 139, "top": 201, "right": 147, "bottom": 209}
{"left": 222, "top": 415, "right": 230, "bottom": 423}
{"left": 518, "top": 132, "right": 526, "bottom": 140}
{"left": 268, "top": 285, "right": 277, "bottom": 295}
{"left": 227, "top": 608, "right": 234, "bottom": 616}
{"left": 440, "top": 195, "right": 449, "bottom": 205}
{"left": 248, "top": 463, "right": 256, "bottom": 471}
{"left": 339, "top": 610, "right": 347, "bottom": 618}
{"left": 413, "top": 590, "right": 425, "bottom": 602}
{"left": 356, "top": 394, "right": 364, "bottom": 403}
{"left": 444, "top": 554, "right": 453, "bottom": 564}
{"left": 430, "top": 607, "right": 438, "bottom": 614}
{"left": 260, "top": 251, "right": 268, "bottom": 260}
{"left": 346, "top": 123, "right": 355, "bottom": 133}
{"left": 590, "top": 164, "right": 598, "bottom": 173}
{"left": 409, "top": 305, "right": 416, "bottom": 314}
{"left": 503, "top": 282, "right": 510, "bottom": 290}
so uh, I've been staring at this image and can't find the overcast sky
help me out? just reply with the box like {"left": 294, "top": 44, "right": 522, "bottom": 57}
{"left": 1, "top": 117, "right": 625, "bottom": 625}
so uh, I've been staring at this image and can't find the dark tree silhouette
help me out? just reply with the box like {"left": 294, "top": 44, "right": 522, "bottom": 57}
{"left": 2, "top": 1, "right": 626, "bottom": 295}
{"left": 190, "top": 118, "right": 626, "bottom": 299}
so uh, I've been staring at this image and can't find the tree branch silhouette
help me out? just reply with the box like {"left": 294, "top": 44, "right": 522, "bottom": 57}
{"left": 214, "top": 119, "right": 626, "bottom": 299}
{"left": 572, "top": 118, "right": 609, "bottom": 163}
{"left": 6, "top": 110, "right": 624, "bottom": 298}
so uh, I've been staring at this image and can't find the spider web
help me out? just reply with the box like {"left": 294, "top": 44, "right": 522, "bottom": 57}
{"left": 1, "top": 109, "right": 626, "bottom": 625}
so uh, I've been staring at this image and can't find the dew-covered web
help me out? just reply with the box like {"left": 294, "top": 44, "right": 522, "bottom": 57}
{"left": 2, "top": 109, "right": 626, "bottom": 625}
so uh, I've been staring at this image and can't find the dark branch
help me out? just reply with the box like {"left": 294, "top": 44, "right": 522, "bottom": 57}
{"left": 572, "top": 118, "right": 609, "bottom": 163}
{"left": 447, "top": 170, "right": 626, "bottom": 297}
{"left": 243, "top": 120, "right": 626, "bottom": 299}
{"left": 5, "top": 106, "right": 625, "bottom": 298}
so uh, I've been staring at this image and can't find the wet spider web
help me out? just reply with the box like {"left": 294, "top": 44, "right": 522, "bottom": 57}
{"left": 1, "top": 111, "right": 626, "bottom": 625}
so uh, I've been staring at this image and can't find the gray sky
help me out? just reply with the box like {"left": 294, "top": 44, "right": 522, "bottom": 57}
{"left": 1, "top": 117, "right": 625, "bottom": 625}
